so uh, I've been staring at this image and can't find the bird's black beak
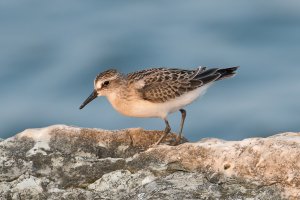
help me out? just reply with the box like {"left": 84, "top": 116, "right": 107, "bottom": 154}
{"left": 79, "top": 90, "right": 98, "bottom": 109}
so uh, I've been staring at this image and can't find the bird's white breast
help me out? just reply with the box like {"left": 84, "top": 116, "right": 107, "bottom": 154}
{"left": 155, "top": 84, "right": 211, "bottom": 118}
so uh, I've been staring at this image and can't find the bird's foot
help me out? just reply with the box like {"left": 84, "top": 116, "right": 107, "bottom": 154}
{"left": 171, "top": 135, "right": 187, "bottom": 146}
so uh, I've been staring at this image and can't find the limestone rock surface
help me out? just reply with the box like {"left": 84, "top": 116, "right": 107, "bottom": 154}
{"left": 0, "top": 125, "right": 300, "bottom": 199}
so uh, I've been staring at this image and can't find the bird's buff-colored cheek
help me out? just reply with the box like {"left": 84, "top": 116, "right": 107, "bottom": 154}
{"left": 96, "top": 90, "right": 103, "bottom": 96}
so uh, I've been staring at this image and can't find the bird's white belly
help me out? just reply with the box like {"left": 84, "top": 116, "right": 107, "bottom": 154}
{"left": 114, "top": 85, "right": 210, "bottom": 119}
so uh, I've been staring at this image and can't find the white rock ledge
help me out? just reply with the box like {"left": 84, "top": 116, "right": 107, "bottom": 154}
{"left": 0, "top": 125, "right": 299, "bottom": 199}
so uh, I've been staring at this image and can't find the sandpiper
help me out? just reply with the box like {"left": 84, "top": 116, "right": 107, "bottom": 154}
{"left": 79, "top": 66, "right": 239, "bottom": 145}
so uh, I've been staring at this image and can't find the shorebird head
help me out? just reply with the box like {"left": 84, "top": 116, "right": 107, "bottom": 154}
{"left": 79, "top": 69, "right": 122, "bottom": 109}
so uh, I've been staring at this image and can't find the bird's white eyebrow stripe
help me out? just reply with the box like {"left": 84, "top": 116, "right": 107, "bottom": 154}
{"left": 94, "top": 74, "right": 118, "bottom": 86}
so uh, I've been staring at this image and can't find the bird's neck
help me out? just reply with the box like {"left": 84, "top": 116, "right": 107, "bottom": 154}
{"left": 106, "top": 81, "right": 130, "bottom": 109}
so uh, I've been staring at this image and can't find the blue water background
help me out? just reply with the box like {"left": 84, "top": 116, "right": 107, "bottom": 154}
{"left": 1, "top": 1, "right": 300, "bottom": 141}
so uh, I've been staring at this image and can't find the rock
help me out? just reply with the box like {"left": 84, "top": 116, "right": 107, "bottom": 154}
{"left": 0, "top": 125, "right": 299, "bottom": 199}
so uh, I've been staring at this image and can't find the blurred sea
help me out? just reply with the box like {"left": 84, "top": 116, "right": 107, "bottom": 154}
{"left": 0, "top": 1, "right": 300, "bottom": 141}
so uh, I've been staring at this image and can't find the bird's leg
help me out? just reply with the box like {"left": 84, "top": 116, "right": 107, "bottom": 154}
{"left": 177, "top": 109, "right": 186, "bottom": 143}
{"left": 155, "top": 119, "right": 171, "bottom": 145}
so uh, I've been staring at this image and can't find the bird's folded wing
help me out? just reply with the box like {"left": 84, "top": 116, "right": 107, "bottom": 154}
{"left": 130, "top": 68, "right": 220, "bottom": 103}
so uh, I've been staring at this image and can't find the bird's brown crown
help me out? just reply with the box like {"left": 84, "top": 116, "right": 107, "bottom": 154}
{"left": 94, "top": 69, "right": 121, "bottom": 83}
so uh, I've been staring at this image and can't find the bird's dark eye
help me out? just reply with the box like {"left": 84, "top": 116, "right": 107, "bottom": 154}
{"left": 103, "top": 81, "right": 110, "bottom": 87}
